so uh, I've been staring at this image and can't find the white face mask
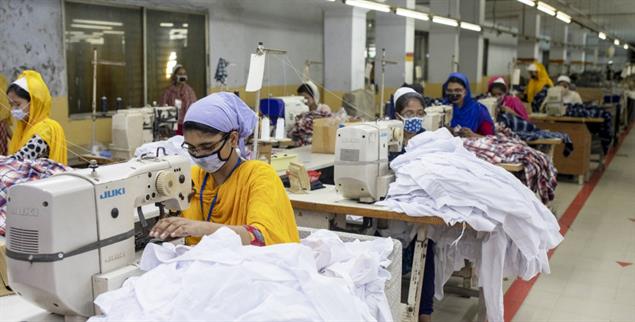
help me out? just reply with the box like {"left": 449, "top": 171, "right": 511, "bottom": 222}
{"left": 11, "top": 105, "right": 28, "bottom": 121}
{"left": 191, "top": 152, "right": 226, "bottom": 173}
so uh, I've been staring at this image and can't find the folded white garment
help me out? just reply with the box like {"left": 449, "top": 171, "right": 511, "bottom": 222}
{"left": 89, "top": 228, "right": 394, "bottom": 322}
{"left": 376, "top": 128, "right": 563, "bottom": 322}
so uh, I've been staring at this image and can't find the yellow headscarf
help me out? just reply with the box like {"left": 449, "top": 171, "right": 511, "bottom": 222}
{"left": 8, "top": 71, "right": 67, "bottom": 164}
{"left": 0, "top": 74, "right": 12, "bottom": 123}
{"left": 525, "top": 62, "right": 553, "bottom": 104}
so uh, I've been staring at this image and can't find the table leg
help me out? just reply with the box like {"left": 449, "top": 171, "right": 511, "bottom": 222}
{"left": 403, "top": 225, "right": 428, "bottom": 322}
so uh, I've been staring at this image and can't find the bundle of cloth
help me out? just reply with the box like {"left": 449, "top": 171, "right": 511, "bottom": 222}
{"left": 134, "top": 135, "right": 191, "bottom": 161}
{"left": 497, "top": 112, "right": 574, "bottom": 156}
{"left": 377, "top": 129, "right": 563, "bottom": 322}
{"left": 462, "top": 127, "right": 558, "bottom": 204}
{"left": 287, "top": 110, "right": 333, "bottom": 146}
{"left": 565, "top": 103, "right": 613, "bottom": 153}
{"left": 0, "top": 156, "right": 70, "bottom": 236}
{"left": 89, "top": 228, "right": 394, "bottom": 322}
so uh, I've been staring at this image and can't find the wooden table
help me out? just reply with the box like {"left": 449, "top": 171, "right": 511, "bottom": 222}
{"left": 527, "top": 138, "right": 563, "bottom": 161}
{"left": 274, "top": 145, "right": 335, "bottom": 176}
{"left": 287, "top": 185, "right": 484, "bottom": 322}
{"left": 530, "top": 114, "right": 604, "bottom": 184}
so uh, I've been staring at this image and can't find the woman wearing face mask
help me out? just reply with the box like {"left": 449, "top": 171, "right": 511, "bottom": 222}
{"left": 150, "top": 92, "right": 300, "bottom": 246}
{"left": 0, "top": 75, "right": 12, "bottom": 155}
{"left": 488, "top": 76, "right": 529, "bottom": 121}
{"left": 386, "top": 87, "right": 435, "bottom": 322}
{"left": 297, "top": 81, "right": 331, "bottom": 113}
{"left": 556, "top": 75, "right": 582, "bottom": 104}
{"left": 524, "top": 62, "right": 553, "bottom": 104}
{"left": 5, "top": 70, "right": 67, "bottom": 164}
{"left": 160, "top": 64, "right": 197, "bottom": 135}
{"left": 444, "top": 72, "right": 494, "bottom": 137}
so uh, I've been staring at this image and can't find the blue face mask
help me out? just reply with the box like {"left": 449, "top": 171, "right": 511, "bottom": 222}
{"left": 403, "top": 117, "right": 425, "bottom": 134}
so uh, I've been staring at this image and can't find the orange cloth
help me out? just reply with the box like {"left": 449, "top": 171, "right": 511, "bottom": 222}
{"left": 525, "top": 62, "right": 553, "bottom": 104}
{"left": 182, "top": 160, "right": 299, "bottom": 245}
{"left": 7, "top": 71, "right": 67, "bottom": 164}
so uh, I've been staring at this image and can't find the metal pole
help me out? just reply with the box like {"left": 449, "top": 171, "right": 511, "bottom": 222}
{"left": 380, "top": 48, "right": 386, "bottom": 119}
{"left": 91, "top": 48, "right": 98, "bottom": 153}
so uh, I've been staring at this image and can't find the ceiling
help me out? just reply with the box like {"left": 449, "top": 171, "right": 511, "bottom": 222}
{"left": 484, "top": 0, "right": 635, "bottom": 46}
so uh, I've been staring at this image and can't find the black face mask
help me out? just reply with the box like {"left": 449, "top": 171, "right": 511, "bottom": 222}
{"left": 447, "top": 94, "right": 462, "bottom": 103}
{"left": 177, "top": 75, "right": 188, "bottom": 83}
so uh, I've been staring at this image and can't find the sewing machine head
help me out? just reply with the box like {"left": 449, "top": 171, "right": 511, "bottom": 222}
{"left": 544, "top": 86, "right": 566, "bottom": 116}
{"left": 260, "top": 96, "right": 309, "bottom": 134}
{"left": 334, "top": 120, "right": 403, "bottom": 203}
{"left": 5, "top": 155, "right": 191, "bottom": 318}
{"left": 423, "top": 105, "right": 452, "bottom": 131}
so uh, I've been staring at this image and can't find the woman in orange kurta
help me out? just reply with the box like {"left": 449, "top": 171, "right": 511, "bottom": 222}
{"left": 150, "top": 92, "right": 299, "bottom": 246}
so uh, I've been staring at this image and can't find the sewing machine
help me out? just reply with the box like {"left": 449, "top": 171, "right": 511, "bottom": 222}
{"left": 544, "top": 86, "right": 567, "bottom": 116}
{"left": 334, "top": 120, "right": 403, "bottom": 203}
{"left": 4, "top": 155, "right": 192, "bottom": 320}
{"left": 110, "top": 106, "right": 178, "bottom": 159}
{"left": 478, "top": 97, "right": 499, "bottom": 119}
{"left": 424, "top": 105, "right": 453, "bottom": 130}
{"left": 260, "top": 96, "right": 309, "bottom": 135}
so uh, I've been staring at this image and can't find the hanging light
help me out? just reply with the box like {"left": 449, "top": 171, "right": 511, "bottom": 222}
{"left": 556, "top": 12, "right": 571, "bottom": 24}
{"left": 516, "top": 0, "right": 535, "bottom": 7}
{"left": 624, "top": 44, "right": 629, "bottom": 50}
{"left": 395, "top": 8, "right": 430, "bottom": 21}
{"left": 536, "top": 2, "right": 556, "bottom": 16}
{"left": 614, "top": 39, "right": 620, "bottom": 46}
{"left": 432, "top": 16, "right": 459, "bottom": 27}
{"left": 344, "top": 0, "right": 391, "bottom": 13}
{"left": 460, "top": 22, "right": 482, "bottom": 32}
{"left": 598, "top": 32, "right": 607, "bottom": 40}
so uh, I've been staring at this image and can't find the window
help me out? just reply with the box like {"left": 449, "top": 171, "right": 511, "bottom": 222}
{"left": 64, "top": 1, "right": 207, "bottom": 116}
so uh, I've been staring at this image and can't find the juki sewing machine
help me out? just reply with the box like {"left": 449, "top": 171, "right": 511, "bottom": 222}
{"left": 334, "top": 120, "right": 403, "bottom": 203}
{"left": 5, "top": 155, "right": 192, "bottom": 320}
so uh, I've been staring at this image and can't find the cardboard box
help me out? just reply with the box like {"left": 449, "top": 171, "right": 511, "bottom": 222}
{"left": 311, "top": 118, "right": 340, "bottom": 154}
{"left": 0, "top": 241, "right": 15, "bottom": 297}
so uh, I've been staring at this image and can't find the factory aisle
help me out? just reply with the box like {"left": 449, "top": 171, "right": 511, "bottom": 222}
{"left": 511, "top": 127, "right": 635, "bottom": 322}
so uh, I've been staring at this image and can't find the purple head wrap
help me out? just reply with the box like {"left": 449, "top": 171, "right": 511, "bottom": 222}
{"left": 184, "top": 92, "right": 257, "bottom": 159}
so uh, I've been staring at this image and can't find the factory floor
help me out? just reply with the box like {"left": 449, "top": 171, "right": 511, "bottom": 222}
{"left": 2, "top": 129, "right": 634, "bottom": 322}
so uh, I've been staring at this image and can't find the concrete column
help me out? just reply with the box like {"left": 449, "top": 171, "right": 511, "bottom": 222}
{"left": 428, "top": 0, "right": 460, "bottom": 95}
{"left": 549, "top": 23, "right": 568, "bottom": 75}
{"left": 517, "top": 8, "right": 541, "bottom": 62}
{"left": 324, "top": 6, "right": 367, "bottom": 108}
{"left": 458, "top": 0, "right": 485, "bottom": 91}
{"left": 569, "top": 30, "right": 587, "bottom": 73}
{"left": 374, "top": 0, "right": 415, "bottom": 88}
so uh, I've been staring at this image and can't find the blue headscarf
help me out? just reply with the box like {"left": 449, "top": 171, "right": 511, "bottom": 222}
{"left": 443, "top": 72, "right": 493, "bottom": 132}
{"left": 184, "top": 92, "right": 258, "bottom": 159}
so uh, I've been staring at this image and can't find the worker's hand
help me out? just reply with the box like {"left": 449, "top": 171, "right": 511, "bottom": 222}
{"left": 149, "top": 217, "right": 209, "bottom": 239}
{"left": 457, "top": 127, "right": 477, "bottom": 138}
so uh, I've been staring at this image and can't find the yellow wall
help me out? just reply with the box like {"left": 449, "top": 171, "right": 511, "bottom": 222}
{"left": 50, "top": 96, "right": 113, "bottom": 158}
{"left": 208, "top": 85, "right": 345, "bottom": 112}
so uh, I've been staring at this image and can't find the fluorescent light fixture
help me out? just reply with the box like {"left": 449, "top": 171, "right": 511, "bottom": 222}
{"left": 183, "top": 23, "right": 189, "bottom": 27}
{"left": 599, "top": 32, "right": 607, "bottom": 40}
{"left": 103, "top": 30, "right": 124, "bottom": 35}
{"left": 536, "top": 1, "right": 556, "bottom": 16}
{"left": 160, "top": 22, "right": 174, "bottom": 27}
{"left": 325, "top": 0, "right": 336, "bottom": 1}
{"left": 460, "top": 21, "right": 482, "bottom": 32}
{"left": 70, "top": 24, "right": 113, "bottom": 30}
{"left": 72, "top": 19, "right": 122, "bottom": 27}
{"left": 516, "top": 0, "right": 535, "bottom": 7}
{"left": 624, "top": 44, "right": 629, "bottom": 50}
{"left": 614, "top": 39, "right": 620, "bottom": 46}
{"left": 432, "top": 16, "right": 459, "bottom": 27}
{"left": 556, "top": 12, "right": 571, "bottom": 23}
{"left": 395, "top": 8, "right": 430, "bottom": 21}
{"left": 344, "top": 0, "right": 390, "bottom": 12}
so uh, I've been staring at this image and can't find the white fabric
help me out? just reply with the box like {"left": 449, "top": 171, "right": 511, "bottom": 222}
{"left": 89, "top": 228, "right": 393, "bottom": 322}
{"left": 526, "top": 63, "right": 538, "bottom": 72}
{"left": 306, "top": 80, "right": 321, "bottom": 104}
{"left": 133, "top": 136, "right": 191, "bottom": 161}
{"left": 493, "top": 77, "right": 506, "bottom": 85}
{"left": 376, "top": 128, "right": 563, "bottom": 322}
{"left": 393, "top": 87, "right": 416, "bottom": 107}
{"left": 556, "top": 75, "right": 571, "bottom": 84}
{"left": 11, "top": 77, "right": 29, "bottom": 93}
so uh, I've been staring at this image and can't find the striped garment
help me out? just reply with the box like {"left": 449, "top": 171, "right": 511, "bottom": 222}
{"left": 497, "top": 112, "right": 574, "bottom": 156}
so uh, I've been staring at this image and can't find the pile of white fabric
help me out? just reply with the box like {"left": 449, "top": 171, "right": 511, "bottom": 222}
{"left": 89, "top": 228, "right": 394, "bottom": 322}
{"left": 376, "top": 128, "right": 563, "bottom": 322}
{"left": 134, "top": 136, "right": 191, "bottom": 161}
